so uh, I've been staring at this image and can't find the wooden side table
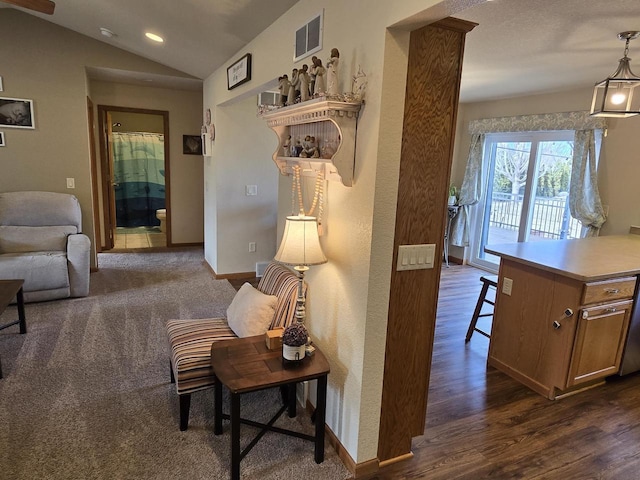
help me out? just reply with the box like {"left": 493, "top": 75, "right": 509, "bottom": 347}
{"left": 211, "top": 335, "right": 330, "bottom": 480}
{"left": 0, "top": 279, "right": 27, "bottom": 379}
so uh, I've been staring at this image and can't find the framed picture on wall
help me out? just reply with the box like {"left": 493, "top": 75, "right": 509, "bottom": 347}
{"left": 0, "top": 97, "right": 35, "bottom": 129}
{"left": 227, "top": 53, "right": 251, "bottom": 90}
{"left": 183, "top": 135, "right": 203, "bottom": 155}
{"left": 0, "top": 132, "right": 5, "bottom": 147}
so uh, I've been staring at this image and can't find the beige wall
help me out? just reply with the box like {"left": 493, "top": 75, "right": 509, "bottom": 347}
{"left": 0, "top": 9, "right": 200, "bottom": 263}
{"left": 204, "top": 95, "right": 279, "bottom": 274}
{"left": 449, "top": 87, "right": 640, "bottom": 260}
{"left": 203, "top": 0, "right": 482, "bottom": 463}
{"left": 111, "top": 112, "right": 164, "bottom": 134}
{"left": 90, "top": 81, "right": 204, "bottom": 245}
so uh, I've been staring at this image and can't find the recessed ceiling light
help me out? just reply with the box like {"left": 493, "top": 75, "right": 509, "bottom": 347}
{"left": 145, "top": 32, "right": 164, "bottom": 43}
{"left": 100, "top": 27, "right": 116, "bottom": 38}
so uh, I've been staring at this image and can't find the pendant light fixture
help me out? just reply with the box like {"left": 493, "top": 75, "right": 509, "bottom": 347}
{"left": 590, "top": 31, "right": 640, "bottom": 118}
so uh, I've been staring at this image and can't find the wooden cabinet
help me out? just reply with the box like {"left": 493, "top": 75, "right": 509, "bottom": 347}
{"left": 488, "top": 259, "right": 636, "bottom": 400}
{"left": 568, "top": 294, "right": 634, "bottom": 387}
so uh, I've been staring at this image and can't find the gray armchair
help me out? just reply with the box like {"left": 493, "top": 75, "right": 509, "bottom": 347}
{"left": 0, "top": 191, "right": 91, "bottom": 302}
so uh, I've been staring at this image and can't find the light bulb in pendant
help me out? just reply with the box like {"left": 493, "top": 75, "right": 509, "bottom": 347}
{"left": 611, "top": 92, "right": 627, "bottom": 105}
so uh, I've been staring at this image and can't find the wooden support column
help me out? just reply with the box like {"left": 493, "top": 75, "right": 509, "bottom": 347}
{"left": 378, "top": 17, "right": 476, "bottom": 464}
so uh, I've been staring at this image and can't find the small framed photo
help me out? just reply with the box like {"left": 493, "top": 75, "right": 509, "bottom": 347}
{"left": 0, "top": 97, "right": 35, "bottom": 129}
{"left": 227, "top": 53, "right": 251, "bottom": 90}
{"left": 183, "top": 135, "right": 203, "bottom": 155}
{"left": 0, "top": 132, "right": 5, "bottom": 147}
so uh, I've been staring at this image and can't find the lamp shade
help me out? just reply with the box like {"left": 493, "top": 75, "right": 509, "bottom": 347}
{"left": 274, "top": 215, "right": 327, "bottom": 266}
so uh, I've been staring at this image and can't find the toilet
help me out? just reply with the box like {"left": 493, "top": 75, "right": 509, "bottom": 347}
{"left": 156, "top": 209, "right": 166, "bottom": 233}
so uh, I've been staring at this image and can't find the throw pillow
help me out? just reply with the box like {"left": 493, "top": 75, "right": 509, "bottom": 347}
{"left": 227, "top": 282, "right": 278, "bottom": 337}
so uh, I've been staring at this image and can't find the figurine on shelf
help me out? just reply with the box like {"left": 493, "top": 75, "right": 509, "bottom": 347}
{"left": 283, "top": 135, "right": 291, "bottom": 156}
{"left": 351, "top": 65, "right": 367, "bottom": 101}
{"left": 309, "top": 56, "right": 318, "bottom": 96}
{"left": 287, "top": 68, "right": 300, "bottom": 105}
{"left": 293, "top": 138, "right": 303, "bottom": 157}
{"left": 300, "top": 135, "right": 319, "bottom": 158}
{"left": 299, "top": 64, "right": 311, "bottom": 102}
{"left": 326, "top": 48, "right": 340, "bottom": 95}
{"left": 313, "top": 57, "right": 326, "bottom": 96}
{"left": 278, "top": 75, "right": 290, "bottom": 106}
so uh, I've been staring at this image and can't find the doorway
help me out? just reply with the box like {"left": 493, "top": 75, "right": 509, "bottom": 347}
{"left": 468, "top": 131, "right": 581, "bottom": 271}
{"left": 97, "top": 106, "right": 171, "bottom": 250}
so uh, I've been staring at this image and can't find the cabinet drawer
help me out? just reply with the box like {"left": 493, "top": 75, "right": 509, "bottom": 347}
{"left": 582, "top": 277, "right": 636, "bottom": 305}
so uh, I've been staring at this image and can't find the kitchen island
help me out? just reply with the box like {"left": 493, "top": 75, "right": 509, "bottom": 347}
{"left": 485, "top": 234, "right": 640, "bottom": 399}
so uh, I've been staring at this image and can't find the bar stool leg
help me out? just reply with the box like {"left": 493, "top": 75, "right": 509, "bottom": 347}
{"left": 466, "top": 281, "right": 491, "bottom": 342}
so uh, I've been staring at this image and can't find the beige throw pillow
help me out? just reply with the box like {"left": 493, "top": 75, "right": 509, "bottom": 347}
{"left": 227, "top": 283, "right": 278, "bottom": 337}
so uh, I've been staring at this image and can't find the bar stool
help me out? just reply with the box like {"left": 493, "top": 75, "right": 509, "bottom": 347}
{"left": 465, "top": 275, "right": 498, "bottom": 342}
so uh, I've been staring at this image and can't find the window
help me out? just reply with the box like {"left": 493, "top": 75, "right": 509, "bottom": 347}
{"left": 470, "top": 131, "right": 584, "bottom": 270}
{"left": 294, "top": 11, "right": 323, "bottom": 62}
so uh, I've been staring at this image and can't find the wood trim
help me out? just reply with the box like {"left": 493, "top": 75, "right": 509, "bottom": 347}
{"left": 378, "top": 17, "right": 476, "bottom": 462}
{"left": 319, "top": 406, "right": 380, "bottom": 479}
{"left": 215, "top": 271, "right": 256, "bottom": 280}
{"left": 378, "top": 452, "right": 414, "bottom": 468}
{"left": 86, "top": 97, "right": 102, "bottom": 255}
{"left": 96, "top": 105, "right": 170, "bottom": 249}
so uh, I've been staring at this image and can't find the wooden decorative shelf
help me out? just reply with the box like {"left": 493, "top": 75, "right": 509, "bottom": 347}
{"left": 260, "top": 98, "right": 362, "bottom": 187}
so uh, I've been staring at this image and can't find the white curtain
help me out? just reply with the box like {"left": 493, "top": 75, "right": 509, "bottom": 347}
{"left": 570, "top": 129, "right": 607, "bottom": 236}
{"left": 451, "top": 111, "right": 608, "bottom": 246}
{"left": 450, "top": 133, "right": 484, "bottom": 247}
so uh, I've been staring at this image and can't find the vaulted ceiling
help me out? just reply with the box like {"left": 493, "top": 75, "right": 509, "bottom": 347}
{"left": 3, "top": 0, "right": 640, "bottom": 103}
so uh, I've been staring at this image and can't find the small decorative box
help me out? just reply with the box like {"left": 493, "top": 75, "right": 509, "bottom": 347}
{"left": 265, "top": 327, "right": 284, "bottom": 350}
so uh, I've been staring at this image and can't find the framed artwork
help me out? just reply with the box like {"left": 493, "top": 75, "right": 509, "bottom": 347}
{"left": 227, "top": 53, "right": 252, "bottom": 90}
{"left": 0, "top": 76, "right": 3, "bottom": 92}
{"left": 183, "top": 135, "right": 203, "bottom": 155}
{"left": 0, "top": 132, "right": 5, "bottom": 147}
{"left": 0, "top": 97, "right": 35, "bottom": 129}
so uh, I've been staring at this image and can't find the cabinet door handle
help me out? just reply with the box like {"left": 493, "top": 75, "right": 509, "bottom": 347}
{"left": 553, "top": 321, "right": 561, "bottom": 329}
{"left": 604, "top": 307, "right": 617, "bottom": 313}
{"left": 605, "top": 288, "right": 620, "bottom": 294}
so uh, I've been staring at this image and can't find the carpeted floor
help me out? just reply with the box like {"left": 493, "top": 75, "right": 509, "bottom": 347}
{"left": 0, "top": 248, "right": 350, "bottom": 480}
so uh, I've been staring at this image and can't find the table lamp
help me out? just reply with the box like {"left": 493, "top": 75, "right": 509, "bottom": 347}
{"left": 274, "top": 215, "right": 327, "bottom": 323}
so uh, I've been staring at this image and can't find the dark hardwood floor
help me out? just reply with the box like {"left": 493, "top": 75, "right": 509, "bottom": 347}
{"left": 374, "top": 263, "right": 640, "bottom": 480}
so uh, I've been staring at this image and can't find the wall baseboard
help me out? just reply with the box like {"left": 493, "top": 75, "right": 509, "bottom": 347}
{"left": 305, "top": 400, "right": 381, "bottom": 479}
{"left": 203, "top": 258, "right": 255, "bottom": 280}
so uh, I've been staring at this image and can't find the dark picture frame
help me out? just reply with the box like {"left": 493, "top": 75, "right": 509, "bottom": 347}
{"left": 0, "top": 132, "right": 5, "bottom": 147}
{"left": 227, "top": 53, "right": 252, "bottom": 90}
{"left": 183, "top": 135, "right": 203, "bottom": 155}
{"left": 0, "top": 97, "right": 35, "bottom": 129}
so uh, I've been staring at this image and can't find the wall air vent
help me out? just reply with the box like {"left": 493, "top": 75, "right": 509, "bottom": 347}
{"left": 294, "top": 10, "right": 323, "bottom": 62}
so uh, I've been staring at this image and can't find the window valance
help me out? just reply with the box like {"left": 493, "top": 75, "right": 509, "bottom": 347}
{"left": 468, "top": 111, "right": 608, "bottom": 135}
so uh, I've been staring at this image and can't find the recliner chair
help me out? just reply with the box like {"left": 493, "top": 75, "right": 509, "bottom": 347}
{"left": 0, "top": 191, "right": 91, "bottom": 302}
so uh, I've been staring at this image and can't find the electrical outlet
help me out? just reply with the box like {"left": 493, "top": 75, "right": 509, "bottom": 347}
{"left": 249, "top": 242, "right": 256, "bottom": 253}
{"left": 502, "top": 277, "right": 513, "bottom": 296}
{"left": 66, "top": 177, "right": 75, "bottom": 189}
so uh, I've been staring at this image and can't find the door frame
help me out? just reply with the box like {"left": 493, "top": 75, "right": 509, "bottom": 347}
{"left": 96, "top": 105, "right": 171, "bottom": 249}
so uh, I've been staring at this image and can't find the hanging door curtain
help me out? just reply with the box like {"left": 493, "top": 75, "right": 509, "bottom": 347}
{"left": 112, "top": 132, "right": 165, "bottom": 228}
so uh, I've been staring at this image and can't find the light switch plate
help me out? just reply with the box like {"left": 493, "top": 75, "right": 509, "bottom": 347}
{"left": 246, "top": 185, "right": 258, "bottom": 196}
{"left": 66, "top": 177, "right": 75, "bottom": 189}
{"left": 396, "top": 244, "right": 436, "bottom": 271}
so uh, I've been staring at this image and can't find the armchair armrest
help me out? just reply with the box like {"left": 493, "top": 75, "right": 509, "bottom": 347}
{"left": 67, "top": 233, "right": 91, "bottom": 297}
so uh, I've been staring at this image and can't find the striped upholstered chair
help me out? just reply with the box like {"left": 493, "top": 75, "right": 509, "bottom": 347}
{"left": 166, "top": 262, "right": 304, "bottom": 430}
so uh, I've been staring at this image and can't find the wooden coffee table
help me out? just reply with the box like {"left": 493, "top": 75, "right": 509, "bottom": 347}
{"left": 0, "top": 279, "right": 27, "bottom": 378}
{"left": 211, "top": 335, "right": 330, "bottom": 480}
